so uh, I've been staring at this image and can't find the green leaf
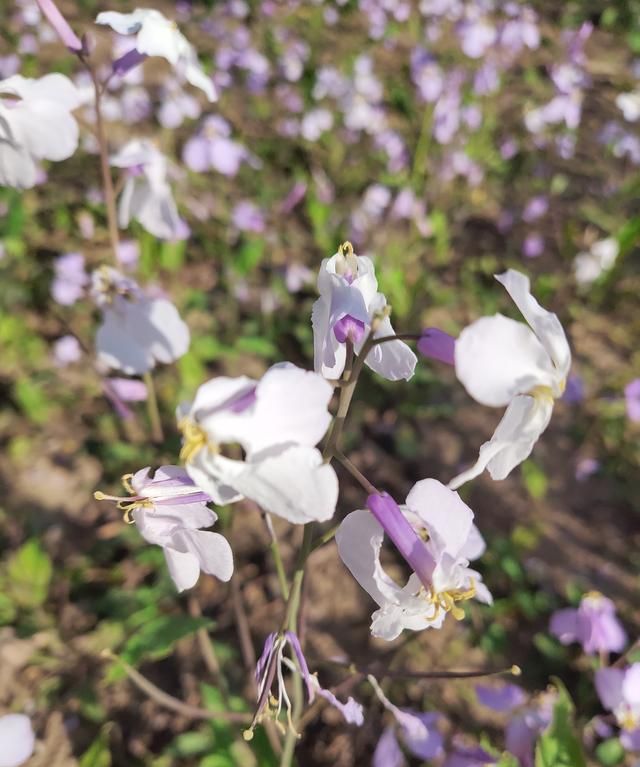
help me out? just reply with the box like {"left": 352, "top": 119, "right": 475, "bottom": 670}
{"left": 496, "top": 754, "right": 519, "bottom": 767}
{"left": 521, "top": 460, "right": 548, "bottom": 500}
{"left": 535, "top": 680, "right": 587, "bottom": 767}
{"left": 13, "top": 379, "right": 51, "bottom": 425}
{"left": 595, "top": 738, "right": 625, "bottom": 766}
{"left": 79, "top": 726, "right": 112, "bottom": 767}
{"left": 107, "top": 615, "right": 212, "bottom": 681}
{"left": 7, "top": 539, "right": 52, "bottom": 608}
{"left": 235, "top": 239, "right": 265, "bottom": 275}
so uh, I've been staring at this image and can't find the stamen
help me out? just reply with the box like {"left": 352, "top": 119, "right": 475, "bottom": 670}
{"left": 424, "top": 580, "right": 477, "bottom": 622}
{"left": 178, "top": 418, "right": 215, "bottom": 463}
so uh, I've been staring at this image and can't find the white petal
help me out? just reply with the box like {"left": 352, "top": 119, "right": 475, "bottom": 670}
{"left": 336, "top": 509, "right": 405, "bottom": 610}
{"left": 242, "top": 364, "right": 333, "bottom": 454}
{"left": 163, "top": 546, "right": 201, "bottom": 591}
{"left": 136, "top": 12, "right": 184, "bottom": 65}
{"left": 96, "top": 305, "right": 153, "bottom": 374}
{"left": 448, "top": 394, "right": 553, "bottom": 489}
{"left": 455, "top": 314, "right": 556, "bottom": 407}
{"left": 364, "top": 313, "right": 417, "bottom": 381}
{"left": 185, "top": 451, "right": 245, "bottom": 505}
{"left": 180, "top": 529, "right": 233, "bottom": 582}
{"left": 233, "top": 446, "right": 338, "bottom": 523}
{"left": 141, "top": 297, "right": 190, "bottom": 364}
{"left": 312, "top": 296, "right": 346, "bottom": 379}
{"left": 0, "top": 714, "right": 35, "bottom": 767}
{"left": 0, "top": 140, "right": 36, "bottom": 190}
{"left": 95, "top": 10, "right": 145, "bottom": 34}
{"left": 495, "top": 270, "right": 571, "bottom": 380}
{"left": 183, "top": 60, "right": 217, "bottom": 101}
{"left": 405, "top": 479, "right": 474, "bottom": 557}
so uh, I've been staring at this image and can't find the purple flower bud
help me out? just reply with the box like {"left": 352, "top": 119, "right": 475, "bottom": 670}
{"left": 36, "top": 0, "right": 83, "bottom": 51}
{"left": 112, "top": 48, "right": 147, "bottom": 76}
{"left": 417, "top": 328, "right": 455, "bottom": 366}
{"left": 522, "top": 232, "right": 544, "bottom": 258}
{"left": 333, "top": 314, "right": 366, "bottom": 345}
{"left": 367, "top": 492, "right": 436, "bottom": 588}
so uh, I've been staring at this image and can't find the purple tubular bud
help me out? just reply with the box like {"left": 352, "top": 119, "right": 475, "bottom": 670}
{"left": 36, "top": 0, "right": 83, "bottom": 51}
{"left": 333, "top": 314, "right": 366, "bottom": 344}
{"left": 417, "top": 328, "right": 456, "bottom": 366}
{"left": 367, "top": 493, "right": 436, "bottom": 588}
{"left": 112, "top": 48, "right": 148, "bottom": 76}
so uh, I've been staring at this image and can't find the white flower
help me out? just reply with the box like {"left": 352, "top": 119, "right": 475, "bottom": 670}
{"left": 95, "top": 466, "right": 232, "bottom": 591}
{"left": 616, "top": 90, "right": 640, "bottom": 122}
{"left": 92, "top": 267, "right": 190, "bottom": 375}
{"left": 0, "top": 73, "right": 80, "bottom": 189}
{"left": 96, "top": 8, "right": 216, "bottom": 101}
{"left": 336, "top": 479, "right": 491, "bottom": 641}
{"left": 574, "top": 237, "right": 619, "bottom": 285}
{"left": 111, "top": 139, "right": 185, "bottom": 240}
{"left": 450, "top": 269, "right": 571, "bottom": 489}
{"left": 0, "top": 714, "right": 35, "bottom": 767}
{"left": 179, "top": 364, "right": 338, "bottom": 524}
{"left": 311, "top": 242, "right": 417, "bottom": 381}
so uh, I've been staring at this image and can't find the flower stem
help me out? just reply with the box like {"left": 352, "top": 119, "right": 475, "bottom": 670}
{"left": 143, "top": 371, "right": 164, "bottom": 443}
{"left": 265, "top": 514, "right": 290, "bottom": 600}
{"left": 84, "top": 57, "right": 121, "bottom": 264}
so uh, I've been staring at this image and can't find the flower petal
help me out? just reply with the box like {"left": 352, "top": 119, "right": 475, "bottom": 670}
{"left": 455, "top": 314, "right": 555, "bottom": 407}
{"left": 495, "top": 269, "right": 571, "bottom": 379}
{"left": 448, "top": 394, "right": 553, "bottom": 489}
{"left": 180, "top": 529, "right": 233, "bottom": 582}
{"left": 233, "top": 446, "right": 338, "bottom": 523}
{"left": 364, "top": 313, "right": 417, "bottom": 381}
{"left": 373, "top": 727, "right": 404, "bottom": 767}
{"left": 0, "top": 714, "right": 35, "bottom": 767}
{"left": 595, "top": 668, "right": 625, "bottom": 712}
{"left": 163, "top": 546, "right": 201, "bottom": 592}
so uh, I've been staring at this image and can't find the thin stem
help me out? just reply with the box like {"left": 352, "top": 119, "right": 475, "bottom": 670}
{"left": 85, "top": 57, "right": 121, "bottom": 264}
{"left": 371, "top": 332, "right": 421, "bottom": 347}
{"left": 231, "top": 574, "right": 256, "bottom": 671}
{"left": 102, "top": 650, "right": 250, "bottom": 723}
{"left": 265, "top": 514, "right": 290, "bottom": 600}
{"left": 310, "top": 523, "right": 340, "bottom": 552}
{"left": 333, "top": 450, "right": 378, "bottom": 495}
{"left": 143, "top": 371, "right": 164, "bottom": 444}
{"left": 188, "top": 596, "right": 227, "bottom": 696}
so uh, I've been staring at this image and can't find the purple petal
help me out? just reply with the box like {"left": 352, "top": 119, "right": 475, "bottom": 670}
{"left": 417, "top": 328, "right": 455, "bottom": 366}
{"left": 284, "top": 631, "right": 315, "bottom": 702}
{"left": 476, "top": 683, "right": 526, "bottom": 713}
{"left": 549, "top": 608, "right": 579, "bottom": 645}
{"left": 36, "top": 0, "right": 83, "bottom": 51}
{"left": 620, "top": 727, "right": 640, "bottom": 752}
{"left": 333, "top": 314, "right": 366, "bottom": 345}
{"left": 401, "top": 711, "right": 444, "bottom": 759}
{"left": 373, "top": 727, "right": 404, "bottom": 767}
{"left": 316, "top": 687, "right": 364, "bottom": 725}
{"left": 112, "top": 48, "right": 147, "bottom": 76}
{"left": 367, "top": 492, "right": 436, "bottom": 589}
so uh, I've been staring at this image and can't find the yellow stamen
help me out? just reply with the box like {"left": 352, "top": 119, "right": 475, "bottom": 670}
{"left": 529, "top": 384, "right": 555, "bottom": 404}
{"left": 178, "top": 418, "right": 215, "bottom": 463}
{"left": 425, "top": 581, "right": 477, "bottom": 621}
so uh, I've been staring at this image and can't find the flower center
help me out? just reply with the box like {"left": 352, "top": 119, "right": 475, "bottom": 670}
{"left": 335, "top": 241, "right": 358, "bottom": 282}
{"left": 178, "top": 418, "right": 218, "bottom": 463}
{"left": 425, "top": 581, "right": 477, "bottom": 621}
{"left": 529, "top": 384, "right": 556, "bottom": 404}
{"left": 93, "top": 473, "right": 154, "bottom": 523}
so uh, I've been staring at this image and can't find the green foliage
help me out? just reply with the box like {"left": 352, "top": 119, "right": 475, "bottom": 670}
{"left": 595, "top": 739, "right": 625, "bottom": 766}
{"left": 6, "top": 539, "right": 52, "bottom": 609}
{"left": 79, "top": 726, "right": 112, "bottom": 767}
{"left": 535, "top": 681, "right": 586, "bottom": 767}
{"left": 521, "top": 460, "right": 548, "bottom": 501}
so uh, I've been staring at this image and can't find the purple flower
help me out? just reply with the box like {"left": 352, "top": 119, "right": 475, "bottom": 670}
{"left": 522, "top": 195, "right": 549, "bottom": 223}
{"left": 444, "top": 744, "right": 497, "bottom": 767}
{"left": 550, "top": 592, "right": 627, "bottom": 655}
{"left": 370, "top": 675, "right": 444, "bottom": 766}
{"left": 562, "top": 374, "right": 584, "bottom": 404}
{"left": 505, "top": 697, "right": 554, "bottom": 767}
{"left": 53, "top": 334, "right": 82, "bottom": 366}
{"left": 411, "top": 48, "right": 444, "bottom": 103}
{"left": 51, "top": 252, "right": 88, "bottom": 306}
{"left": 522, "top": 233, "right": 544, "bottom": 258}
{"left": 575, "top": 457, "right": 600, "bottom": 481}
{"left": 595, "top": 664, "right": 640, "bottom": 745}
{"left": 279, "top": 181, "right": 307, "bottom": 214}
{"left": 232, "top": 201, "right": 265, "bottom": 233}
{"left": 418, "top": 328, "right": 455, "bottom": 366}
{"left": 476, "top": 683, "right": 527, "bottom": 712}
{"left": 457, "top": 18, "right": 497, "bottom": 59}
{"left": 183, "top": 116, "right": 250, "bottom": 176}
{"left": 245, "top": 631, "right": 363, "bottom": 741}
{"left": 625, "top": 379, "right": 640, "bottom": 422}
{"left": 117, "top": 239, "right": 140, "bottom": 271}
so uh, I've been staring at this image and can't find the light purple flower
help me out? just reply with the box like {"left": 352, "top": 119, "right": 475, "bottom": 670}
{"left": 53, "top": 334, "right": 82, "bottom": 366}
{"left": 183, "top": 115, "right": 250, "bottom": 176}
{"left": 522, "top": 195, "right": 548, "bottom": 223}
{"left": 232, "top": 201, "right": 265, "bottom": 233}
{"left": 444, "top": 744, "right": 497, "bottom": 767}
{"left": 522, "top": 233, "right": 544, "bottom": 258}
{"left": 550, "top": 592, "right": 627, "bottom": 655}
{"left": 457, "top": 18, "right": 497, "bottom": 59}
{"left": 476, "top": 683, "right": 526, "bottom": 712}
{"left": 562, "top": 373, "right": 584, "bottom": 404}
{"left": 116, "top": 239, "right": 140, "bottom": 271}
{"left": 51, "top": 252, "right": 88, "bottom": 306}
{"left": 595, "top": 664, "right": 640, "bottom": 746}
{"left": 0, "top": 714, "right": 35, "bottom": 767}
{"left": 625, "top": 379, "right": 640, "bottom": 422}
{"left": 505, "top": 695, "right": 554, "bottom": 767}
{"left": 245, "top": 631, "right": 363, "bottom": 740}
{"left": 411, "top": 48, "right": 444, "bottom": 103}
{"left": 95, "top": 466, "right": 232, "bottom": 591}
{"left": 300, "top": 108, "right": 333, "bottom": 141}
{"left": 369, "top": 675, "right": 444, "bottom": 765}
{"left": 279, "top": 181, "right": 307, "bottom": 214}
{"left": 284, "top": 263, "right": 313, "bottom": 293}
{"left": 575, "top": 457, "right": 600, "bottom": 482}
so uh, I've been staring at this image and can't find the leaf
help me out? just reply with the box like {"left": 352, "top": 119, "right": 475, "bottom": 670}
{"left": 534, "top": 680, "right": 587, "bottom": 767}
{"left": 7, "top": 539, "right": 52, "bottom": 608}
{"left": 107, "top": 615, "right": 212, "bottom": 681}
{"left": 595, "top": 738, "right": 625, "bottom": 766}
{"left": 79, "top": 726, "right": 112, "bottom": 767}
{"left": 521, "top": 460, "right": 548, "bottom": 500}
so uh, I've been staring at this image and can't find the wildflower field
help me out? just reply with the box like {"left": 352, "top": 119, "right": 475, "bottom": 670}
{"left": 0, "top": 0, "right": 639, "bottom": 765}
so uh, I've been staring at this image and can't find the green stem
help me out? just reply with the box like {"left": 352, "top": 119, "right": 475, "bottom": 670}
{"left": 411, "top": 106, "right": 432, "bottom": 192}
{"left": 266, "top": 516, "right": 290, "bottom": 600}
{"left": 143, "top": 371, "right": 164, "bottom": 444}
